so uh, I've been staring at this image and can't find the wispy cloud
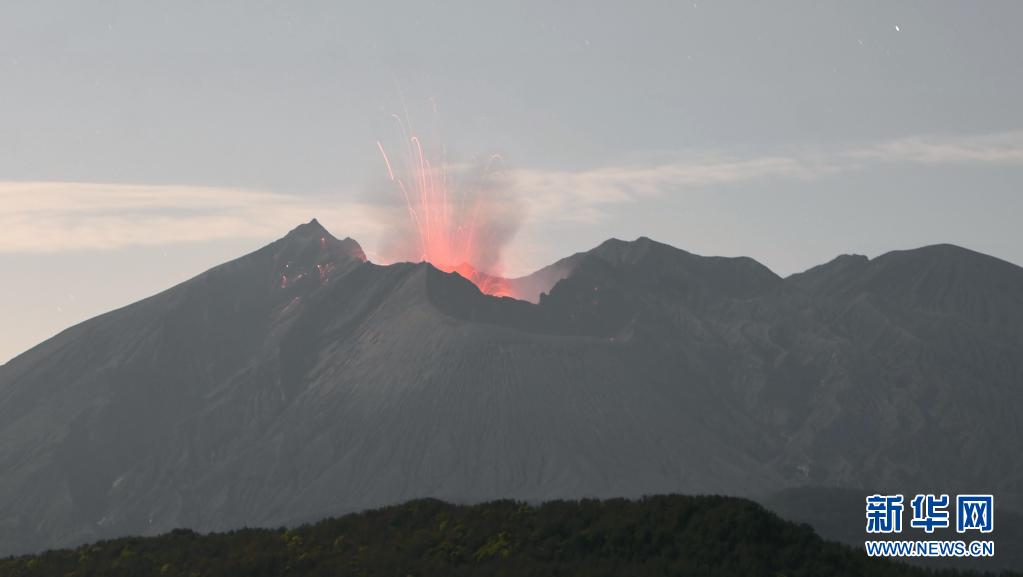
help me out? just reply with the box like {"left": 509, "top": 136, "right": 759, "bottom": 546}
{"left": 0, "top": 181, "right": 378, "bottom": 254}
{"left": 508, "top": 130, "right": 1023, "bottom": 224}
{"left": 3, "top": 131, "right": 1022, "bottom": 254}
{"left": 511, "top": 153, "right": 841, "bottom": 224}
{"left": 849, "top": 130, "right": 1023, "bottom": 165}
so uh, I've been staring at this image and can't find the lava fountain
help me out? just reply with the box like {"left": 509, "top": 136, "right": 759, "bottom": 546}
{"left": 375, "top": 121, "right": 522, "bottom": 297}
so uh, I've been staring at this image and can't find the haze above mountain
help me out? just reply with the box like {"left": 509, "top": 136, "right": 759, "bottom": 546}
{"left": 2, "top": 220, "right": 1022, "bottom": 562}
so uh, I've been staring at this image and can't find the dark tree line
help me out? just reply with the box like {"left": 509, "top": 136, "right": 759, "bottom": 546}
{"left": 0, "top": 495, "right": 1014, "bottom": 577}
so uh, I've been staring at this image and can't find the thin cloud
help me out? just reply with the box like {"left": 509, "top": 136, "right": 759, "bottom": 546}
{"left": 3, "top": 131, "right": 1022, "bottom": 253}
{"left": 510, "top": 152, "right": 841, "bottom": 224}
{"left": 510, "top": 130, "right": 1023, "bottom": 224}
{"left": 848, "top": 130, "right": 1023, "bottom": 165}
{"left": 0, "top": 181, "right": 379, "bottom": 254}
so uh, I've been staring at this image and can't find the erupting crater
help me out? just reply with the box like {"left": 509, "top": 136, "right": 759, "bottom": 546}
{"left": 375, "top": 120, "right": 520, "bottom": 298}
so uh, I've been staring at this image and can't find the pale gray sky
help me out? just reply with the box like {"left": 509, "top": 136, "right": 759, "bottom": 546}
{"left": 2, "top": 1, "right": 1023, "bottom": 362}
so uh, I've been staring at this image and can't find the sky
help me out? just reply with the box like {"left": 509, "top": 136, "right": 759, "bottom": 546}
{"left": 2, "top": 1, "right": 1023, "bottom": 362}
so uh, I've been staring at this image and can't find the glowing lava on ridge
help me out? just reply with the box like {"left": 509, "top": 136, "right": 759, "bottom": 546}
{"left": 375, "top": 122, "right": 516, "bottom": 297}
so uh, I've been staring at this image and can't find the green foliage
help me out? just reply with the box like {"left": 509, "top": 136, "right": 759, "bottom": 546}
{"left": 0, "top": 495, "right": 1010, "bottom": 577}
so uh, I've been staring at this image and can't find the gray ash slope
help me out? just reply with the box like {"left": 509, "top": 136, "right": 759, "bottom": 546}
{"left": 2, "top": 220, "right": 1022, "bottom": 556}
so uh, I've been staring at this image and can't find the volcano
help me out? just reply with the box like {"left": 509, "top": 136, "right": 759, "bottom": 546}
{"left": 2, "top": 220, "right": 1023, "bottom": 569}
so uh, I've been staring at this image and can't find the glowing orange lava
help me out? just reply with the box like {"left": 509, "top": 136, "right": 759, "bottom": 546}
{"left": 376, "top": 128, "right": 512, "bottom": 297}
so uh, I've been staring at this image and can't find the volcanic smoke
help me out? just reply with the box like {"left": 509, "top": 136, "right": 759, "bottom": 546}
{"left": 374, "top": 119, "right": 523, "bottom": 297}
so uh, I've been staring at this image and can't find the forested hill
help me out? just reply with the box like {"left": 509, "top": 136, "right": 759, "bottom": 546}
{"left": 0, "top": 495, "right": 1011, "bottom": 577}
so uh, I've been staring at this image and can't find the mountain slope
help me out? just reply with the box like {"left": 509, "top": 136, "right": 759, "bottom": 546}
{"left": 0, "top": 219, "right": 366, "bottom": 552}
{"left": 1, "top": 227, "right": 1022, "bottom": 563}
{"left": 790, "top": 244, "right": 1023, "bottom": 334}
{"left": 774, "top": 244, "right": 1023, "bottom": 500}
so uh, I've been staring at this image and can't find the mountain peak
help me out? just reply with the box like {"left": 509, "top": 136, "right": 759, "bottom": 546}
{"left": 589, "top": 236, "right": 692, "bottom": 266}
{"left": 790, "top": 243, "right": 1023, "bottom": 328}
{"left": 882, "top": 243, "right": 1005, "bottom": 265}
{"left": 858, "top": 243, "right": 1023, "bottom": 287}
{"left": 284, "top": 218, "right": 331, "bottom": 241}
{"left": 582, "top": 236, "right": 781, "bottom": 300}
{"left": 786, "top": 253, "right": 869, "bottom": 292}
{"left": 277, "top": 219, "right": 366, "bottom": 263}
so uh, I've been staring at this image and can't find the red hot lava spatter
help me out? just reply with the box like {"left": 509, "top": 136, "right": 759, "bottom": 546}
{"left": 376, "top": 131, "right": 512, "bottom": 297}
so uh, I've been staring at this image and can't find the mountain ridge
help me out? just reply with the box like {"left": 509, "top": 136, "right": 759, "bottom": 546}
{"left": 2, "top": 223, "right": 1021, "bottom": 564}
